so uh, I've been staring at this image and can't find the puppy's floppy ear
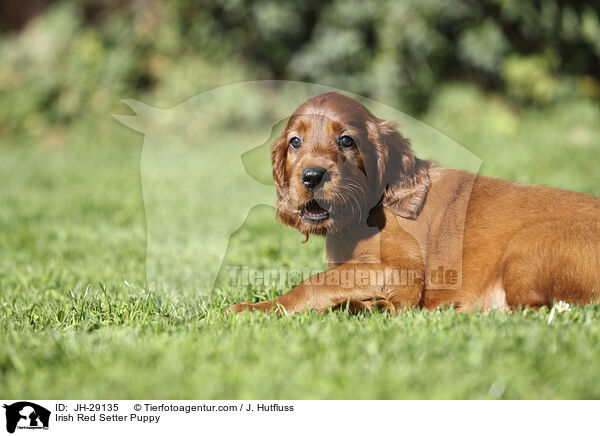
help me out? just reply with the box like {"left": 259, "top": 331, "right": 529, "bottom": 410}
{"left": 371, "top": 119, "right": 431, "bottom": 220}
{"left": 271, "top": 132, "right": 288, "bottom": 198}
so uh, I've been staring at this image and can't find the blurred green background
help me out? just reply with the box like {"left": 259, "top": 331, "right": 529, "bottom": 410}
{"left": 2, "top": 0, "right": 600, "bottom": 142}
{"left": 1, "top": 0, "right": 600, "bottom": 399}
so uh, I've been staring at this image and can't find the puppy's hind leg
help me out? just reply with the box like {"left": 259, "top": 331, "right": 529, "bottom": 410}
{"left": 499, "top": 219, "right": 600, "bottom": 309}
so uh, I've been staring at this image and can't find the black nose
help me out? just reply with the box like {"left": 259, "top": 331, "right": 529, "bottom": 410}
{"left": 302, "top": 166, "right": 327, "bottom": 190}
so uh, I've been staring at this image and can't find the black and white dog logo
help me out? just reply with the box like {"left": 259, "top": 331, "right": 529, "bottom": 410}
{"left": 3, "top": 402, "right": 50, "bottom": 434}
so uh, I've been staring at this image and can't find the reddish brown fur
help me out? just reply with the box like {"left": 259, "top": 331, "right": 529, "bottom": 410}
{"left": 228, "top": 92, "right": 600, "bottom": 314}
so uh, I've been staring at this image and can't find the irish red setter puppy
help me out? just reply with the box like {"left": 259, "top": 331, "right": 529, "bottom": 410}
{"left": 228, "top": 92, "right": 600, "bottom": 314}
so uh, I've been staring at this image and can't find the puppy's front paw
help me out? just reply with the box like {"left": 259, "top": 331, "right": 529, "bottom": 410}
{"left": 225, "top": 302, "right": 254, "bottom": 314}
{"left": 225, "top": 301, "right": 283, "bottom": 315}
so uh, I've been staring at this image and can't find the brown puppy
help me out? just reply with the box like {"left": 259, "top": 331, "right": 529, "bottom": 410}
{"left": 228, "top": 92, "right": 600, "bottom": 314}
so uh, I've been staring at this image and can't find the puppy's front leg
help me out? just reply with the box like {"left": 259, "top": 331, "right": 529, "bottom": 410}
{"left": 227, "top": 264, "right": 423, "bottom": 314}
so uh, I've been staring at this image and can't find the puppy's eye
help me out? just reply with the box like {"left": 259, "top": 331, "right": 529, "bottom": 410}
{"left": 289, "top": 137, "right": 301, "bottom": 149}
{"left": 338, "top": 135, "right": 354, "bottom": 148}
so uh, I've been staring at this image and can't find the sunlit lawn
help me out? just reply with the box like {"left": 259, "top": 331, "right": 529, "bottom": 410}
{"left": 2, "top": 85, "right": 600, "bottom": 398}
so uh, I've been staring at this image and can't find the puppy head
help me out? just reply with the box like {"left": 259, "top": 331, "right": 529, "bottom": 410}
{"left": 272, "top": 92, "right": 430, "bottom": 235}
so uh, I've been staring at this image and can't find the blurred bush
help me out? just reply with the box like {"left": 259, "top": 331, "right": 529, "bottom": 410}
{"left": 0, "top": 0, "right": 599, "bottom": 141}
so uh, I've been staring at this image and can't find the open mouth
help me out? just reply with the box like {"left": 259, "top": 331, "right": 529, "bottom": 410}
{"left": 300, "top": 200, "right": 330, "bottom": 223}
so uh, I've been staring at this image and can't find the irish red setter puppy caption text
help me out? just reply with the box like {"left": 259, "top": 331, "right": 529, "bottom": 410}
{"left": 228, "top": 92, "right": 600, "bottom": 314}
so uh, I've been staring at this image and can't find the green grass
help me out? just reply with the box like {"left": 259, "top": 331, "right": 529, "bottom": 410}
{"left": 2, "top": 85, "right": 600, "bottom": 399}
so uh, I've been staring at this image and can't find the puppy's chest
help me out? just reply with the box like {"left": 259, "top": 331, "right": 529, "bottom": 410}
{"left": 325, "top": 231, "right": 383, "bottom": 265}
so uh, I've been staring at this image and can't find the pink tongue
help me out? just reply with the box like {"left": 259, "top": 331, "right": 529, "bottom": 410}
{"left": 307, "top": 202, "right": 326, "bottom": 213}
{"left": 303, "top": 200, "right": 329, "bottom": 221}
